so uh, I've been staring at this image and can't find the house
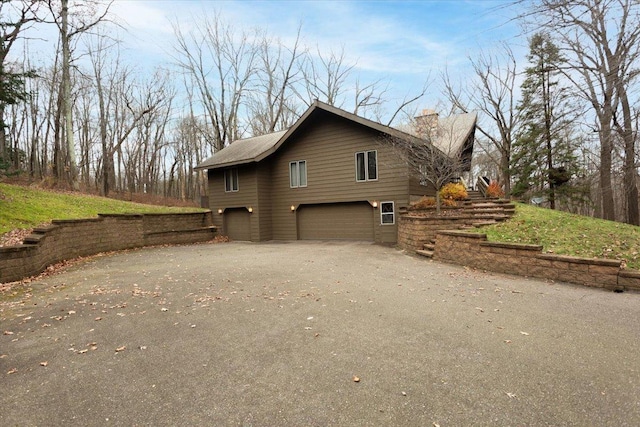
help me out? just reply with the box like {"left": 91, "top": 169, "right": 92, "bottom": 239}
{"left": 195, "top": 101, "right": 476, "bottom": 243}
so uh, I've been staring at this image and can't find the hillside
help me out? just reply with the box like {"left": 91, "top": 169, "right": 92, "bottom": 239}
{"left": 478, "top": 203, "right": 640, "bottom": 270}
{"left": 0, "top": 183, "right": 205, "bottom": 236}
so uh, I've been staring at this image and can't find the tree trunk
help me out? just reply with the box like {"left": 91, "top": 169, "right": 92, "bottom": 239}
{"left": 618, "top": 90, "right": 639, "bottom": 225}
{"left": 61, "top": 0, "right": 78, "bottom": 189}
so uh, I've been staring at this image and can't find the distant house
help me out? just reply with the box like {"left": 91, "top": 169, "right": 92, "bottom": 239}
{"left": 195, "top": 101, "right": 476, "bottom": 243}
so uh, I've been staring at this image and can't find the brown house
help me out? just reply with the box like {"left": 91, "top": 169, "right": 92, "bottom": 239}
{"left": 195, "top": 101, "right": 476, "bottom": 243}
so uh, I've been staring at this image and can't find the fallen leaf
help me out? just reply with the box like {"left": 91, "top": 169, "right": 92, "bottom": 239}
{"left": 505, "top": 392, "right": 517, "bottom": 398}
{"left": 77, "top": 349, "right": 88, "bottom": 354}
{"left": 94, "top": 317, "right": 102, "bottom": 321}
{"left": 40, "top": 361, "right": 48, "bottom": 367}
{"left": 352, "top": 375, "right": 360, "bottom": 383}
{"left": 504, "top": 340, "right": 512, "bottom": 344}
{"left": 520, "top": 331, "right": 530, "bottom": 336}
{"left": 7, "top": 368, "right": 17, "bottom": 374}
{"left": 115, "top": 346, "right": 126, "bottom": 352}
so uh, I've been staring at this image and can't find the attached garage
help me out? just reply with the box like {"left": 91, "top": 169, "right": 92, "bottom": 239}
{"left": 224, "top": 208, "right": 251, "bottom": 241}
{"left": 297, "top": 202, "right": 374, "bottom": 241}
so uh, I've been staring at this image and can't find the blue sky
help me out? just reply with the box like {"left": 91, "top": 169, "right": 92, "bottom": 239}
{"left": 16, "top": 0, "right": 526, "bottom": 121}
{"left": 105, "top": 0, "right": 525, "bottom": 111}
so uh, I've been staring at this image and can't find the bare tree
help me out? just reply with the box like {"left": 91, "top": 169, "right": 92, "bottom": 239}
{"left": 442, "top": 44, "right": 521, "bottom": 197}
{"left": 247, "top": 27, "right": 306, "bottom": 135}
{"left": 0, "top": 0, "right": 40, "bottom": 164}
{"left": 522, "top": 0, "right": 640, "bottom": 224}
{"left": 46, "top": 0, "right": 112, "bottom": 188}
{"left": 173, "top": 13, "right": 258, "bottom": 152}
{"left": 383, "top": 115, "right": 465, "bottom": 213}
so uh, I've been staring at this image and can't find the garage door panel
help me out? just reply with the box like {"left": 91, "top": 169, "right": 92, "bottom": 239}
{"left": 225, "top": 209, "right": 251, "bottom": 241}
{"left": 297, "top": 203, "right": 373, "bottom": 241}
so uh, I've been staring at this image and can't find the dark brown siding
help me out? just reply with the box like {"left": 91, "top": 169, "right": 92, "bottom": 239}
{"left": 208, "top": 164, "right": 260, "bottom": 241}
{"left": 409, "top": 176, "right": 437, "bottom": 198}
{"left": 255, "top": 162, "right": 273, "bottom": 240}
{"left": 268, "top": 113, "right": 409, "bottom": 242}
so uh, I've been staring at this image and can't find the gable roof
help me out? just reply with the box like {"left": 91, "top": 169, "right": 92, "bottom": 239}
{"left": 397, "top": 111, "right": 477, "bottom": 157}
{"left": 431, "top": 112, "right": 477, "bottom": 156}
{"left": 195, "top": 100, "right": 426, "bottom": 170}
{"left": 196, "top": 130, "right": 287, "bottom": 170}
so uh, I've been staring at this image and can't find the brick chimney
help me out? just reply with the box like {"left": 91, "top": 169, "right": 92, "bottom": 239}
{"left": 414, "top": 109, "right": 438, "bottom": 139}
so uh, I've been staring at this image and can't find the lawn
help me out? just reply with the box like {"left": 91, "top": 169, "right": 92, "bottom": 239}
{"left": 0, "top": 183, "right": 205, "bottom": 234}
{"left": 477, "top": 203, "right": 640, "bottom": 270}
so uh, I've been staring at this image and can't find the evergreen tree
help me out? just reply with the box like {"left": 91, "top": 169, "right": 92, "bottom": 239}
{"left": 512, "top": 32, "right": 578, "bottom": 209}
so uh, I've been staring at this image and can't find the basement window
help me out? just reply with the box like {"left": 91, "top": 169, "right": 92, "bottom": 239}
{"left": 381, "top": 201, "right": 395, "bottom": 225}
{"left": 224, "top": 168, "right": 239, "bottom": 192}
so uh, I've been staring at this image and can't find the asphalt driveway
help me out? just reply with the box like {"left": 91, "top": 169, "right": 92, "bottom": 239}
{"left": 1, "top": 241, "right": 639, "bottom": 426}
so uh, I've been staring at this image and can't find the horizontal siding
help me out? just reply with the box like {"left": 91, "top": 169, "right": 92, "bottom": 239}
{"left": 256, "top": 163, "right": 273, "bottom": 240}
{"left": 409, "top": 176, "right": 436, "bottom": 198}
{"left": 268, "top": 114, "right": 409, "bottom": 240}
{"left": 208, "top": 165, "right": 260, "bottom": 241}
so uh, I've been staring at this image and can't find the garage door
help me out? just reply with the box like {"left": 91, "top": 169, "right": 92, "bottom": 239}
{"left": 224, "top": 208, "right": 251, "bottom": 241}
{"left": 297, "top": 202, "right": 374, "bottom": 241}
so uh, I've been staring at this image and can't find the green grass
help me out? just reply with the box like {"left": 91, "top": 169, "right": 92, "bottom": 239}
{"left": 476, "top": 203, "right": 640, "bottom": 270}
{"left": 0, "top": 183, "right": 205, "bottom": 234}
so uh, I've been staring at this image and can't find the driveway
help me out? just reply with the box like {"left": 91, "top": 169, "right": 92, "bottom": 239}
{"left": 1, "top": 241, "right": 639, "bottom": 426}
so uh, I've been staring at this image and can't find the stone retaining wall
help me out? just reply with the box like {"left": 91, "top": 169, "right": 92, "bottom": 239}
{"left": 1, "top": 211, "right": 216, "bottom": 283}
{"left": 432, "top": 230, "right": 640, "bottom": 292}
{"left": 398, "top": 213, "right": 478, "bottom": 252}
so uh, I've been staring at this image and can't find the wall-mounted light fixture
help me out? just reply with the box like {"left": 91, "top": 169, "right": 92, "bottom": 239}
{"left": 248, "top": 207, "right": 253, "bottom": 213}
{"left": 217, "top": 208, "right": 223, "bottom": 214}
{"left": 372, "top": 201, "right": 378, "bottom": 208}
{"left": 290, "top": 205, "right": 296, "bottom": 212}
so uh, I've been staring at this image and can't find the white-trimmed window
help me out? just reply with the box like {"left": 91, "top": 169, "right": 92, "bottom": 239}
{"left": 224, "top": 168, "right": 239, "bottom": 192}
{"left": 356, "top": 150, "right": 377, "bottom": 181}
{"left": 290, "top": 160, "right": 307, "bottom": 188}
{"left": 380, "top": 201, "right": 395, "bottom": 225}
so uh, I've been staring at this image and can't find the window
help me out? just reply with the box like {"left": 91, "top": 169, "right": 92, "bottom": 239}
{"left": 224, "top": 168, "right": 238, "bottom": 192}
{"left": 290, "top": 160, "right": 307, "bottom": 188}
{"left": 380, "top": 201, "right": 395, "bottom": 225}
{"left": 356, "top": 150, "right": 377, "bottom": 182}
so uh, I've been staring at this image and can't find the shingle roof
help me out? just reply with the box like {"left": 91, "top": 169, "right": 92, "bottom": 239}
{"left": 195, "top": 130, "right": 287, "bottom": 170}
{"left": 397, "top": 112, "right": 477, "bottom": 156}
{"left": 195, "top": 101, "right": 427, "bottom": 171}
{"left": 431, "top": 112, "right": 477, "bottom": 156}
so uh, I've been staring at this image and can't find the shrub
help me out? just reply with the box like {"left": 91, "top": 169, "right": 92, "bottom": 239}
{"left": 409, "top": 196, "right": 458, "bottom": 209}
{"left": 486, "top": 181, "right": 505, "bottom": 198}
{"left": 439, "top": 182, "right": 468, "bottom": 201}
{"left": 410, "top": 196, "right": 436, "bottom": 209}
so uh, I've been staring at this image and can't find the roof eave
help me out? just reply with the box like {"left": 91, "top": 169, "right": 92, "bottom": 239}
{"left": 194, "top": 158, "right": 257, "bottom": 171}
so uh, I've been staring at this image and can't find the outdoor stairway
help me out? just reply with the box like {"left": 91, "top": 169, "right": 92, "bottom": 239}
{"left": 414, "top": 196, "right": 517, "bottom": 259}
{"left": 416, "top": 239, "right": 436, "bottom": 258}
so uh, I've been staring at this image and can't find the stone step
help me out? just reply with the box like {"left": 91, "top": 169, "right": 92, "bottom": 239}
{"left": 416, "top": 249, "right": 434, "bottom": 258}
{"left": 422, "top": 243, "right": 435, "bottom": 251}
{"left": 472, "top": 220, "right": 498, "bottom": 227}
{"left": 23, "top": 234, "right": 44, "bottom": 245}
